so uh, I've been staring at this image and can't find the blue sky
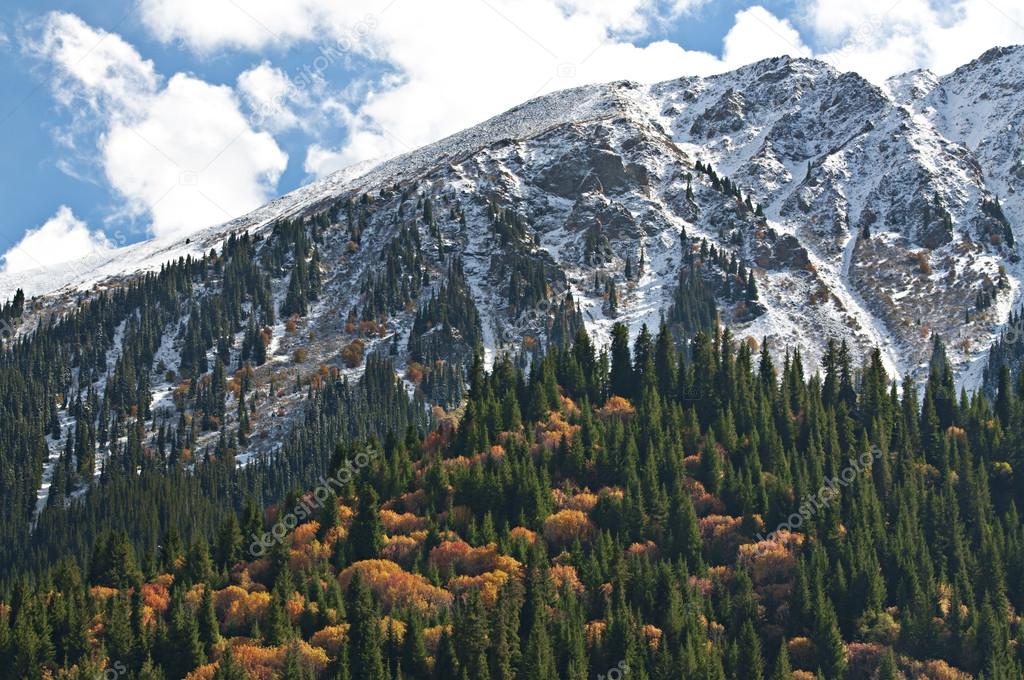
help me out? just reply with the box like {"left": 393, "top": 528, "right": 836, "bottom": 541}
{"left": 0, "top": 0, "right": 1022, "bottom": 276}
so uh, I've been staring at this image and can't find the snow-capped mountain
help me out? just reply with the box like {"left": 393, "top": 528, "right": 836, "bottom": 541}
{"left": 6, "top": 45, "right": 1024, "bottom": 398}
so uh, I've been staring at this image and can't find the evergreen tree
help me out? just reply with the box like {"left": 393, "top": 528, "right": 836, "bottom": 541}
{"left": 348, "top": 487, "right": 384, "bottom": 563}
{"left": 347, "top": 573, "right": 385, "bottom": 680}
{"left": 769, "top": 641, "right": 791, "bottom": 680}
{"left": 737, "top": 619, "right": 765, "bottom": 680}
{"left": 609, "top": 322, "right": 634, "bottom": 399}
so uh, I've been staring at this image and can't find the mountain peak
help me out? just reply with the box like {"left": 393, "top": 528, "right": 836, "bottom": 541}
{"left": 943, "top": 43, "right": 1024, "bottom": 83}
{"left": 7, "top": 49, "right": 1024, "bottom": 394}
{"left": 884, "top": 68, "right": 939, "bottom": 103}
{"left": 975, "top": 43, "right": 1024, "bottom": 64}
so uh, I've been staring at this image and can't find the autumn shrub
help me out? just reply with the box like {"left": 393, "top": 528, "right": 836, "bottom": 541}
{"left": 380, "top": 509, "right": 428, "bottom": 535}
{"left": 188, "top": 640, "right": 328, "bottom": 680}
{"left": 309, "top": 624, "right": 349, "bottom": 655}
{"left": 699, "top": 514, "right": 745, "bottom": 564}
{"left": 338, "top": 560, "right": 452, "bottom": 616}
{"left": 549, "top": 564, "right": 585, "bottom": 595}
{"left": 381, "top": 535, "right": 421, "bottom": 566}
{"left": 509, "top": 526, "right": 537, "bottom": 544}
{"left": 217, "top": 589, "right": 270, "bottom": 634}
{"left": 448, "top": 569, "right": 513, "bottom": 605}
{"left": 597, "top": 395, "right": 635, "bottom": 421}
{"left": 341, "top": 339, "right": 365, "bottom": 368}
{"left": 543, "top": 509, "right": 595, "bottom": 548}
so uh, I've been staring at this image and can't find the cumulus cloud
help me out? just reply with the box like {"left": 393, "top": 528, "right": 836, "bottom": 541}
{"left": 304, "top": 143, "right": 354, "bottom": 179}
{"left": 102, "top": 74, "right": 288, "bottom": 236}
{"left": 32, "top": 12, "right": 158, "bottom": 116}
{"left": 723, "top": 7, "right": 812, "bottom": 66}
{"left": 31, "top": 12, "right": 288, "bottom": 238}
{"left": 136, "top": 0, "right": 1024, "bottom": 181}
{"left": 139, "top": 0, "right": 331, "bottom": 53}
{"left": 139, "top": 0, "right": 803, "bottom": 176}
{"left": 807, "top": 0, "right": 1024, "bottom": 82}
{"left": 303, "top": 2, "right": 818, "bottom": 175}
{"left": 26, "top": 0, "right": 1024, "bottom": 251}
{"left": 238, "top": 61, "right": 306, "bottom": 133}
{"left": 2, "top": 206, "right": 112, "bottom": 274}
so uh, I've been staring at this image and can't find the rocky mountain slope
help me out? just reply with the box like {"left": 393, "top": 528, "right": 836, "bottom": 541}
{"left": 5, "top": 45, "right": 1024, "bottom": 405}
{"left": 5, "top": 45, "right": 1024, "bottom": 680}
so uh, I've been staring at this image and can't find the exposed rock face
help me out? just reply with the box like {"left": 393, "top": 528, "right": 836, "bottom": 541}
{"left": 8, "top": 48, "right": 1024, "bottom": 390}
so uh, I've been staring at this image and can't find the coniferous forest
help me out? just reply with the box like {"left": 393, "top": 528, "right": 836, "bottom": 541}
{"left": 2, "top": 242, "right": 1024, "bottom": 680}
{"left": 0, "top": 205, "right": 1023, "bottom": 680}
{"left": 6, "top": 16, "right": 1024, "bottom": 677}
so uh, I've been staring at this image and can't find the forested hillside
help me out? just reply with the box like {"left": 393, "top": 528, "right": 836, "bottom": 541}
{"left": 3, "top": 313, "right": 1023, "bottom": 679}
{"left": 4, "top": 46, "right": 1024, "bottom": 680}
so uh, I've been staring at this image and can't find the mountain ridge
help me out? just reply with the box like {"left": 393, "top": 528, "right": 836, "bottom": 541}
{"left": 4, "top": 47, "right": 1024, "bottom": 392}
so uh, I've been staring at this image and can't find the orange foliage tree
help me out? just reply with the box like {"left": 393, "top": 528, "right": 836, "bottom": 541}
{"left": 338, "top": 560, "right": 453, "bottom": 616}
{"left": 543, "top": 509, "right": 595, "bottom": 548}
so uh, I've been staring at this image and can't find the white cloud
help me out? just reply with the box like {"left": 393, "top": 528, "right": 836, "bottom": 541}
{"left": 32, "top": 12, "right": 288, "bottom": 239}
{"left": 2, "top": 206, "right": 112, "bottom": 274}
{"left": 138, "top": 0, "right": 338, "bottom": 52}
{"left": 722, "top": 7, "right": 812, "bottom": 66}
{"left": 297, "top": 1, "right": 818, "bottom": 176}
{"left": 32, "top": 12, "right": 159, "bottom": 116}
{"left": 807, "top": 0, "right": 1024, "bottom": 83}
{"left": 304, "top": 143, "right": 351, "bottom": 178}
{"left": 138, "top": 0, "right": 1024, "bottom": 178}
{"left": 31, "top": 0, "right": 1024, "bottom": 244}
{"left": 102, "top": 74, "right": 288, "bottom": 237}
{"left": 141, "top": 0, "right": 786, "bottom": 176}
{"left": 238, "top": 61, "right": 305, "bottom": 132}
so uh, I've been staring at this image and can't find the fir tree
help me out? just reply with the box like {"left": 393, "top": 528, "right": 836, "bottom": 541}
{"left": 348, "top": 487, "right": 384, "bottom": 563}
{"left": 347, "top": 573, "right": 385, "bottom": 680}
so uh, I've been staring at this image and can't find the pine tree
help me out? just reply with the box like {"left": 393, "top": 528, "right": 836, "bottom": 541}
{"left": 402, "top": 613, "right": 430, "bottom": 680}
{"left": 319, "top": 489, "right": 341, "bottom": 540}
{"left": 334, "top": 643, "right": 351, "bottom": 680}
{"left": 814, "top": 598, "right": 846, "bottom": 680}
{"left": 215, "top": 514, "right": 243, "bottom": 569}
{"left": 669, "top": 481, "right": 704, "bottom": 572}
{"left": 348, "top": 487, "right": 383, "bottom": 563}
{"left": 737, "top": 619, "right": 765, "bottom": 680}
{"left": 977, "top": 598, "right": 1020, "bottom": 679}
{"left": 453, "top": 590, "right": 490, "bottom": 680}
{"left": 213, "top": 646, "right": 247, "bottom": 680}
{"left": 184, "top": 538, "right": 214, "bottom": 585}
{"left": 876, "top": 648, "right": 898, "bottom": 680}
{"left": 347, "top": 573, "right": 385, "bottom": 680}
{"left": 769, "top": 640, "right": 791, "bottom": 680}
{"left": 519, "top": 546, "right": 557, "bottom": 680}
{"left": 434, "top": 627, "right": 460, "bottom": 680}
{"left": 165, "top": 585, "right": 205, "bottom": 677}
{"left": 282, "top": 641, "right": 315, "bottom": 680}
{"left": 267, "top": 569, "right": 296, "bottom": 645}
{"left": 104, "top": 595, "right": 134, "bottom": 667}
{"left": 198, "top": 586, "right": 220, "bottom": 656}
{"left": 609, "top": 322, "right": 634, "bottom": 398}
{"left": 700, "top": 436, "right": 723, "bottom": 496}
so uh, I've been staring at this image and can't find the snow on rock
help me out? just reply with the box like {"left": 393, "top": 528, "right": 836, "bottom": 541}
{"left": 8, "top": 49, "right": 1024, "bottom": 393}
